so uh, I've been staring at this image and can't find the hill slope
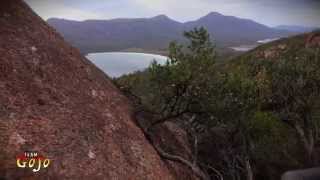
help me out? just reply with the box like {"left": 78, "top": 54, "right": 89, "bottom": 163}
{"left": 115, "top": 30, "right": 320, "bottom": 179}
{"left": 274, "top": 25, "right": 319, "bottom": 33}
{"left": 227, "top": 30, "right": 320, "bottom": 129}
{"left": 229, "top": 30, "right": 320, "bottom": 64}
{"left": 0, "top": 1, "right": 193, "bottom": 179}
{"left": 47, "top": 13, "right": 292, "bottom": 54}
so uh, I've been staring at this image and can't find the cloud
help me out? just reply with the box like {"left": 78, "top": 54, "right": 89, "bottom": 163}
{"left": 25, "top": 0, "right": 320, "bottom": 26}
{"left": 25, "top": 0, "right": 104, "bottom": 20}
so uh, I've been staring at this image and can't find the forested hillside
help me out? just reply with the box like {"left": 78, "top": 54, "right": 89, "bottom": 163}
{"left": 115, "top": 29, "right": 320, "bottom": 180}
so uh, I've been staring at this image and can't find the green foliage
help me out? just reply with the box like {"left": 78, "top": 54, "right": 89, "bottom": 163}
{"left": 232, "top": 40, "right": 320, "bottom": 166}
{"left": 249, "top": 111, "right": 289, "bottom": 153}
{"left": 147, "top": 27, "right": 217, "bottom": 121}
{"left": 267, "top": 49, "right": 320, "bottom": 120}
{"left": 116, "top": 30, "right": 320, "bottom": 179}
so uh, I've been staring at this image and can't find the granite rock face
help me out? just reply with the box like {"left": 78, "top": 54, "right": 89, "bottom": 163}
{"left": 281, "top": 167, "right": 320, "bottom": 180}
{"left": 0, "top": 1, "right": 184, "bottom": 179}
{"left": 306, "top": 32, "right": 320, "bottom": 48}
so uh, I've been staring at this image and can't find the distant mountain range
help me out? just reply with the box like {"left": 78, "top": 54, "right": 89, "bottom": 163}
{"left": 274, "top": 25, "right": 319, "bottom": 33}
{"left": 47, "top": 12, "right": 295, "bottom": 54}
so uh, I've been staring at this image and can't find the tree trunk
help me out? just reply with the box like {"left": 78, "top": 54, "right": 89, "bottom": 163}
{"left": 294, "top": 123, "right": 315, "bottom": 166}
{"left": 136, "top": 116, "right": 210, "bottom": 180}
{"left": 245, "top": 159, "right": 253, "bottom": 180}
{"left": 154, "top": 144, "right": 210, "bottom": 180}
{"left": 306, "top": 130, "right": 315, "bottom": 166}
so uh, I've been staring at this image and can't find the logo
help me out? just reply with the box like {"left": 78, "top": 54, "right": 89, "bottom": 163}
{"left": 16, "top": 151, "right": 51, "bottom": 173}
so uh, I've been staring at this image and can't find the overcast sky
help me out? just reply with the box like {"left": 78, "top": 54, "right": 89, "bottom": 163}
{"left": 25, "top": 0, "right": 320, "bottom": 27}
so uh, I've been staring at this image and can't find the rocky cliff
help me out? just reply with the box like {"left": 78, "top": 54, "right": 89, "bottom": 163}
{"left": 0, "top": 1, "right": 188, "bottom": 179}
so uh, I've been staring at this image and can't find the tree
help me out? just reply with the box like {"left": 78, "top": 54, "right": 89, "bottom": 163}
{"left": 116, "top": 27, "right": 320, "bottom": 180}
{"left": 136, "top": 27, "right": 218, "bottom": 180}
{"left": 148, "top": 27, "right": 217, "bottom": 128}
{"left": 211, "top": 69, "right": 258, "bottom": 180}
{"left": 263, "top": 49, "right": 320, "bottom": 166}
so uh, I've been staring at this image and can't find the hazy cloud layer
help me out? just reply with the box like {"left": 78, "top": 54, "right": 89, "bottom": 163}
{"left": 25, "top": 0, "right": 320, "bottom": 27}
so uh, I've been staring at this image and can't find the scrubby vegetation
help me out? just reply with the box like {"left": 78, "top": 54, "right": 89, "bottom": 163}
{"left": 116, "top": 28, "right": 320, "bottom": 180}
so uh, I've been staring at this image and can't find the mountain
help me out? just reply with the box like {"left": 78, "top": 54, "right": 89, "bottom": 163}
{"left": 48, "top": 15, "right": 184, "bottom": 54}
{"left": 184, "top": 12, "right": 290, "bottom": 46}
{"left": 47, "top": 12, "right": 293, "bottom": 54}
{"left": 0, "top": 1, "right": 194, "bottom": 179}
{"left": 274, "top": 25, "right": 319, "bottom": 33}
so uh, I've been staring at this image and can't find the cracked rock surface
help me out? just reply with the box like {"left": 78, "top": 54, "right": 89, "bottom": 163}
{"left": 0, "top": 1, "right": 189, "bottom": 179}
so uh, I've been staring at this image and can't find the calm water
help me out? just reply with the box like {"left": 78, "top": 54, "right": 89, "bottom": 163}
{"left": 230, "top": 45, "right": 258, "bottom": 52}
{"left": 230, "top": 38, "right": 280, "bottom": 52}
{"left": 257, "top": 38, "right": 280, "bottom": 44}
{"left": 86, "top": 52, "right": 168, "bottom": 77}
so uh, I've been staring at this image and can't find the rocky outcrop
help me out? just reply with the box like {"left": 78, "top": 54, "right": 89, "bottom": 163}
{"left": 281, "top": 167, "right": 320, "bottom": 180}
{"left": 152, "top": 122, "right": 199, "bottom": 180}
{"left": 0, "top": 1, "right": 187, "bottom": 179}
{"left": 245, "top": 31, "right": 320, "bottom": 61}
{"left": 305, "top": 32, "right": 320, "bottom": 48}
